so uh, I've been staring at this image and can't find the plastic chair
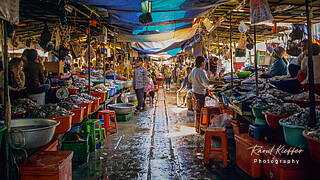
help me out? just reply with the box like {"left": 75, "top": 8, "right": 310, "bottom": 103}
{"left": 203, "top": 127, "right": 228, "bottom": 166}
{"left": 97, "top": 110, "right": 118, "bottom": 135}
{"left": 81, "top": 119, "right": 105, "bottom": 151}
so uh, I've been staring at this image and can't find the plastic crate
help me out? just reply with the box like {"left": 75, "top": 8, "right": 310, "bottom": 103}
{"left": 61, "top": 133, "right": 90, "bottom": 163}
{"left": 117, "top": 113, "right": 133, "bottom": 122}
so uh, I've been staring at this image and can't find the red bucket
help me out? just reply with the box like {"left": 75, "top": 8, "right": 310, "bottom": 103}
{"left": 51, "top": 113, "right": 74, "bottom": 134}
{"left": 77, "top": 102, "right": 92, "bottom": 118}
{"left": 69, "top": 107, "right": 86, "bottom": 125}
{"left": 303, "top": 131, "right": 320, "bottom": 164}
{"left": 91, "top": 92, "right": 106, "bottom": 103}
{"left": 263, "top": 112, "right": 290, "bottom": 128}
{"left": 90, "top": 98, "right": 101, "bottom": 113}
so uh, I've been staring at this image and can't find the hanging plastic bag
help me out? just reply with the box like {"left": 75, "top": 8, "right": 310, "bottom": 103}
{"left": 238, "top": 21, "right": 248, "bottom": 33}
{"left": 246, "top": 34, "right": 254, "bottom": 50}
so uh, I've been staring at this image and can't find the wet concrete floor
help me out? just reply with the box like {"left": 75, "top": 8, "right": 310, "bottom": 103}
{"left": 73, "top": 88, "right": 252, "bottom": 180}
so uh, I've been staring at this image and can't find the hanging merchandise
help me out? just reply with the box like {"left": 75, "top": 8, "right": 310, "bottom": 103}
{"left": 289, "top": 24, "right": 305, "bottom": 41}
{"left": 286, "top": 40, "right": 301, "bottom": 56}
{"left": 39, "top": 22, "right": 53, "bottom": 51}
{"left": 250, "top": 0, "right": 273, "bottom": 24}
{"left": 246, "top": 33, "right": 254, "bottom": 50}
{"left": 235, "top": 49, "right": 246, "bottom": 57}
{"left": 237, "top": 33, "right": 247, "bottom": 49}
{"left": 139, "top": 0, "right": 152, "bottom": 24}
{"left": 238, "top": 21, "right": 249, "bottom": 33}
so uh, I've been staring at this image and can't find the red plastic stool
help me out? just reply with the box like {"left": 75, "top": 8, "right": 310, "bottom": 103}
{"left": 203, "top": 127, "right": 228, "bottom": 166}
{"left": 97, "top": 110, "right": 118, "bottom": 135}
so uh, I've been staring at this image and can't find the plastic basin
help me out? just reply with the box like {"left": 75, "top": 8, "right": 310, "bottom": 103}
{"left": 236, "top": 71, "right": 252, "bottom": 78}
{"left": 76, "top": 102, "right": 92, "bottom": 118}
{"left": 91, "top": 92, "right": 106, "bottom": 103}
{"left": 51, "top": 113, "right": 75, "bottom": 134}
{"left": 302, "top": 131, "right": 320, "bottom": 163}
{"left": 263, "top": 112, "right": 290, "bottom": 128}
{"left": 251, "top": 106, "right": 268, "bottom": 119}
{"left": 279, "top": 121, "right": 307, "bottom": 149}
{"left": 61, "top": 133, "right": 90, "bottom": 163}
{"left": 69, "top": 107, "right": 86, "bottom": 125}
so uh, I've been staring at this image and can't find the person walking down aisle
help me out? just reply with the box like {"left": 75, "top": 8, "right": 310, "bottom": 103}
{"left": 164, "top": 66, "right": 172, "bottom": 91}
{"left": 144, "top": 75, "right": 155, "bottom": 105}
{"left": 189, "top": 56, "right": 219, "bottom": 133}
{"left": 133, "top": 57, "right": 148, "bottom": 113}
{"left": 177, "top": 67, "right": 192, "bottom": 107}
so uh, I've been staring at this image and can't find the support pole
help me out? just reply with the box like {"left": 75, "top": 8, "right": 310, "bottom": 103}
{"left": 1, "top": 19, "right": 11, "bottom": 180}
{"left": 254, "top": 25, "right": 259, "bottom": 96}
{"left": 87, "top": 24, "right": 91, "bottom": 94}
{"left": 229, "top": 13, "right": 233, "bottom": 86}
{"left": 306, "top": 0, "right": 316, "bottom": 127}
{"left": 113, "top": 37, "right": 116, "bottom": 83}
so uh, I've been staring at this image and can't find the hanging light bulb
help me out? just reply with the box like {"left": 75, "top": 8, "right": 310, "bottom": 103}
{"left": 139, "top": 1, "right": 153, "bottom": 24}
{"left": 141, "top": 1, "right": 152, "bottom": 13}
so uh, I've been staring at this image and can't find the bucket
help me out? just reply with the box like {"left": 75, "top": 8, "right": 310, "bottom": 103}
{"left": 69, "top": 107, "right": 86, "bottom": 125}
{"left": 51, "top": 113, "right": 74, "bottom": 134}
{"left": 303, "top": 131, "right": 320, "bottom": 163}
{"left": 264, "top": 112, "right": 290, "bottom": 128}
{"left": 91, "top": 92, "right": 106, "bottom": 103}
{"left": 279, "top": 121, "right": 307, "bottom": 149}
{"left": 77, "top": 102, "right": 92, "bottom": 118}
{"left": 28, "top": 92, "right": 45, "bottom": 105}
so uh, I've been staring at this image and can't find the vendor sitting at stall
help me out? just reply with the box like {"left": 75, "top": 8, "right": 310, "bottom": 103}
{"left": 0, "top": 58, "right": 26, "bottom": 102}
{"left": 189, "top": 56, "right": 219, "bottom": 133}
{"left": 177, "top": 67, "right": 192, "bottom": 108}
{"left": 299, "top": 43, "right": 320, "bottom": 95}
{"left": 24, "top": 49, "right": 50, "bottom": 94}
{"left": 261, "top": 46, "right": 288, "bottom": 78}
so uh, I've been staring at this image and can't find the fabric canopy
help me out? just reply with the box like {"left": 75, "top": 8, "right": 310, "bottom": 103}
{"left": 77, "top": 0, "right": 228, "bottom": 56}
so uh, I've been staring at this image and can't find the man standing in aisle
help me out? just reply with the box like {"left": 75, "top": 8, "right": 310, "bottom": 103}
{"left": 133, "top": 57, "right": 148, "bottom": 113}
{"left": 189, "top": 56, "right": 218, "bottom": 133}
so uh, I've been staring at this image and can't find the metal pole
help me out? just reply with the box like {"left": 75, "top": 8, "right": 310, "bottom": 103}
{"left": 306, "top": 0, "right": 316, "bottom": 127}
{"left": 87, "top": 24, "right": 91, "bottom": 94}
{"left": 103, "top": 52, "right": 106, "bottom": 86}
{"left": 113, "top": 37, "right": 116, "bottom": 84}
{"left": 254, "top": 25, "right": 259, "bottom": 96}
{"left": 217, "top": 34, "right": 220, "bottom": 58}
{"left": 229, "top": 13, "right": 233, "bottom": 86}
{"left": 1, "top": 19, "right": 11, "bottom": 180}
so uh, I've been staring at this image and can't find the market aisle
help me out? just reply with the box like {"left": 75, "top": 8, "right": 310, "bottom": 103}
{"left": 73, "top": 88, "right": 249, "bottom": 180}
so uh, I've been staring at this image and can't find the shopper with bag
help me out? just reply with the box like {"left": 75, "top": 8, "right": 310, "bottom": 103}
{"left": 177, "top": 67, "right": 192, "bottom": 107}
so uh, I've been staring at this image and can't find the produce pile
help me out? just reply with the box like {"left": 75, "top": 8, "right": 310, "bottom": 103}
{"left": 287, "top": 91, "right": 320, "bottom": 101}
{"left": 73, "top": 77, "right": 93, "bottom": 87}
{"left": 0, "top": 105, "right": 25, "bottom": 117}
{"left": 28, "top": 104, "right": 72, "bottom": 118}
{"left": 79, "top": 93, "right": 98, "bottom": 100}
{"left": 58, "top": 102, "right": 80, "bottom": 110}
{"left": 13, "top": 98, "right": 41, "bottom": 111}
{"left": 64, "top": 95, "right": 92, "bottom": 104}
{"left": 92, "top": 84, "right": 107, "bottom": 92}
{"left": 279, "top": 108, "right": 320, "bottom": 126}
{"left": 266, "top": 103, "right": 302, "bottom": 115}
{"left": 251, "top": 94, "right": 283, "bottom": 108}
{"left": 267, "top": 88, "right": 291, "bottom": 99}
{"left": 305, "top": 127, "right": 320, "bottom": 140}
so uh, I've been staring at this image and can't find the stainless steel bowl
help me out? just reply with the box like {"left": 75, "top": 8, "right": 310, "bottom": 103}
{"left": 108, "top": 103, "right": 136, "bottom": 115}
{"left": 1, "top": 119, "right": 60, "bottom": 149}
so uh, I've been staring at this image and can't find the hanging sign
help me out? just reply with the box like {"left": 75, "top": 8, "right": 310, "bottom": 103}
{"left": 250, "top": 0, "right": 273, "bottom": 24}
{"left": 0, "top": 0, "right": 19, "bottom": 24}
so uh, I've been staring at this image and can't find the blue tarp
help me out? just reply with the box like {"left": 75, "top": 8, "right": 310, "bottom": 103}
{"left": 76, "top": 0, "right": 227, "bottom": 56}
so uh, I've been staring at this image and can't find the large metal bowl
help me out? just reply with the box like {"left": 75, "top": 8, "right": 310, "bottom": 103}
{"left": 108, "top": 103, "right": 136, "bottom": 115}
{"left": 0, "top": 119, "right": 60, "bottom": 149}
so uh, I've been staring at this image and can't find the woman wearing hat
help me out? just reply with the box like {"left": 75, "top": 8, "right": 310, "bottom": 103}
{"left": 262, "top": 46, "right": 288, "bottom": 77}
